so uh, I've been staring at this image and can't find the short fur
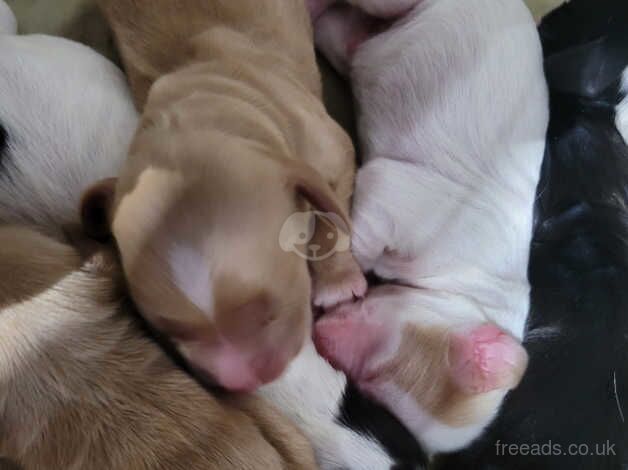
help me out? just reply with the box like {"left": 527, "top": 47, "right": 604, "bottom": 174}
{"left": 435, "top": 0, "right": 628, "bottom": 467}
{"left": 0, "top": 13, "right": 137, "bottom": 240}
{"left": 88, "top": 0, "right": 366, "bottom": 391}
{"left": 311, "top": 0, "right": 548, "bottom": 453}
{"left": 0, "top": 225, "right": 317, "bottom": 469}
{"left": 0, "top": 3, "right": 401, "bottom": 466}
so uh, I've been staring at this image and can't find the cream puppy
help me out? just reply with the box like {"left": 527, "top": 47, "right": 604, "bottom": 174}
{"left": 0, "top": 2, "right": 400, "bottom": 466}
{"left": 83, "top": 0, "right": 367, "bottom": 392}
{"left": 310, "top": 0, "right": 549, "bottom": 453}
{"left": 0, "top": 225, "right": 317, "bottom": 469}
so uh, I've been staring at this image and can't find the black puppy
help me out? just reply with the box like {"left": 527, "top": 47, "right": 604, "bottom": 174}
{"left": 435, "top": 0, "right": 628, "bottom": 468}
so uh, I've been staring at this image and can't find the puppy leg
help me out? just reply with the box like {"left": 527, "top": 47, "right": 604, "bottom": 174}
{"left": 308, "top": 193, "right": 367, "bottom": 309}
{"left": 349, "top": 160, "right": 397, "bottom": 273}
{"left": 310, "top": 250, "right": 367, "bottom": 309}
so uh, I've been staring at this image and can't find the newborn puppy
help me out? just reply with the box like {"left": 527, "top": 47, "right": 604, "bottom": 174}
{"left": 437, "top": 0, "right": 628, "bottom": 467}
{"left": 0, "top": 4, "right": 314, "bottom": 466}
{"left": 83, "top": 0, "right": 367, "bottom": 392}
{"left": 0, "top": 225, "right": 316, "bottom": 469}
{"left": 310, "top": 0, "right": 548, "bottom": 453}
{"left": 0, "top": 3, "right": 412, "bottom": 465}
{"left": 0, "top": 7, "right": 137, "bottom": 240}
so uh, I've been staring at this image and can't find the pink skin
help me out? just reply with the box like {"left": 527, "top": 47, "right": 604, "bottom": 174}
{"left": 185, "top": 340, "right": 290, "bottom": 392}
{"left": 153, "top": 314, "right": 297, "bottom": 393}
{"left": 344, "top": 0, "right": 422, "bottom": 19}
{"left": 448, "top": 324, "right": 529, "bottom": 394}
{"left": 314, "top": 287, "right": 528, "bottom": 397}
{"left": 313, "top": 297, "right": 387, "bottom": 382}
{"left": 308, "top": 0, "right": 421, "bottom": 22}
{"left": 314, "top": 285, "right": 404, "bottom": 384}
{"left": 307, "top": 0, "right": 423, "bottom": 76}
{"left": 307, "top": 0, "right": 336, "bottom": 22}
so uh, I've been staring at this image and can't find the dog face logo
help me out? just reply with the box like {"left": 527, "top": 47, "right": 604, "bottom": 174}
{"left": 279, "top": 211, "right": 350, "bottom": 260}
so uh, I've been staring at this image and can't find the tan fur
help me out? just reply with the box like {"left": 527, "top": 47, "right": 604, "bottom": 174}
{"left": 0, "top": 226, "right": 316, "bottom": 469}
{"left": 90, "top": 0, "right": 364, "bottom": 386}
{"left": 378, "top": 326, "right": 526, "bottom": 427}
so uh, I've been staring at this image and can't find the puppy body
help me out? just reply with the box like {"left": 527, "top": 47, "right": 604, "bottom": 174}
{"left": 437, "top": 1, "right": 628, "bottom": 467}
{"left": 93, "top": 0, "right": 366, "bottom": 391}
{"left": 0, "top": 5, "right": 398, "bottom": 466}
{"left": 312, "top": 0, "right": 548, "bottom": 453}
{"left": 0, "top": 226, "right": 317, "bottom": 469}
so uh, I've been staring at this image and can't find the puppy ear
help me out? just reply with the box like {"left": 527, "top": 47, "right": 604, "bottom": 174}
{"left": 287, "top": 161, "right": 351, "bottom": 233}
{"left": 80, "top": 178, "right": 117, "bottom": 241}
{"left": 62, "top": 223, "right": 121, "bottom": 277}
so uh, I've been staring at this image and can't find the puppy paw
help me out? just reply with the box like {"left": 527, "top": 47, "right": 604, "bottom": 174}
{"left": 311, "top": 253, "right": 367, "bottom": 309}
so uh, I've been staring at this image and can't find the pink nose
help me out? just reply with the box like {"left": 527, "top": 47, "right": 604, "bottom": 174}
{"left": 448, "top": 324, "right": 529, "bottom": 394}
{"left": 183, "top": 341, "right": 290, "bottom": 392}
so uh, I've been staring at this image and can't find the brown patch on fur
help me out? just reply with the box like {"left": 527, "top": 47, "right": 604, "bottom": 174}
{"left": 0, "top": 226, "right": 316, "bottom": 469}
{"left": 376, "top": 325, "right": 505, "bottom": 427}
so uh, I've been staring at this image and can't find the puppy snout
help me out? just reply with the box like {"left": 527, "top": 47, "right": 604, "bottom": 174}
{"left": 181, "top": 338, "right": 293, "bottom": 392}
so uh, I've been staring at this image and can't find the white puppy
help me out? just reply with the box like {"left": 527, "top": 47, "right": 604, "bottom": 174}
{"left": 310, "top": 0, "right": 549, "bottom": 454}
{"left": 0, "top": 2, "right": 400, "bottom": 468}
{"left": 0, "top": 10, "right": 137, "bottom": 239}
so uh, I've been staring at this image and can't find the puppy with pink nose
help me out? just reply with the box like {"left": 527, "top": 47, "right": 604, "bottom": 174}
{"left": 309, "top": 0, "right": 549, "bottom": 454}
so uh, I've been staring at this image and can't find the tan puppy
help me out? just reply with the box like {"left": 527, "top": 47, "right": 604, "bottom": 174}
{"left": 0, "top": 225, "right": 317, "bottom": 469}
{"left": 82, "top": 0, "right": 366, "bottom": 392}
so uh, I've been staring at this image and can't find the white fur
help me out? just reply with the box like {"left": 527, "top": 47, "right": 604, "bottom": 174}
{"left": 259, "top": 342, "right": 394, "bottom": 470}
{"left": 365, "top": 381, "right": 504, "bottom": 454}
{"left": 317, "top": 0, "right": 548, "bottom": 453}
{"left": 0, "top": 6, "right": 138, "bottom": 239}
{"left": 616, "top": 69, "right": 628, "bottom": 143}
{"left": 0, "top": 0, "right": 15, "bottom": 34}
{"left": 169, "top": 241, "right": 214, "bottom": 313}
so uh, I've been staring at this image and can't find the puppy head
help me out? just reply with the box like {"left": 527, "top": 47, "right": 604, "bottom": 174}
{"left": 314, "top": 284, "right": 528, "bottom": 454}
{"left": 81, "top": 133, "right": 349, "bottom": 392}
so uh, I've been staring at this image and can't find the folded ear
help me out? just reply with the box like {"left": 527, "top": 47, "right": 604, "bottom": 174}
{"left": 287, "top": 161, "right": 351, "bottom": 234}
{"left": 80, "top": 178, "right": 117, "bottom": 241}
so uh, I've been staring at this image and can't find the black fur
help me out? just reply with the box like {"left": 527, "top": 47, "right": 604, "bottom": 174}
{"left": 0, "top": 123, "right": 8, "bottom": 173}
{"left": 542, "top": 0, "right": 628, "bottom": 98}
{"left": 434, "top": 1, "right": 628, "bottom": 468}
{"left": 338, "top": 384, "right": 427, "bottom": 469}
